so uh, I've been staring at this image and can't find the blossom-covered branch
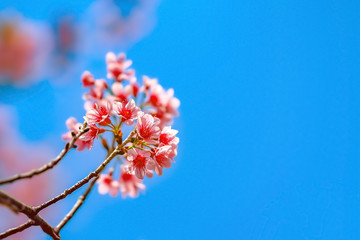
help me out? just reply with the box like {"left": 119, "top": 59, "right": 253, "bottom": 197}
{"left": 0, "top": 122, "right": 89, "bottom": 186}
{"left": 0, "top": 52, "right": 180, "bottom": 239}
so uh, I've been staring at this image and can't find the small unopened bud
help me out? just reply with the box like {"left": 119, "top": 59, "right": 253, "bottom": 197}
{"left": 108, "top": 167, "right": 114, "bottom": 176}
{"left": 101, "top": 138, "right": 109, "bottom": 151}
{"left": 115, "top": 130, "right": 123, "bottom": 145}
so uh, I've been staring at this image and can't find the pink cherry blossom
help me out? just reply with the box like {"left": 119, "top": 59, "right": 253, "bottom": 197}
{"left": 129, "top": 77, "right": 140, "bottom": 97}
{"left": 136, "top": 112, "right": 161, "bottom": 143}
{"left": 63, "top": 118, "right": 103, "bottom": 151}
{"left": 142, "top": 75, "right": 158, "bottom": 92}
{"left": 148, "top": 83, "right": 165, "bottom": 107}
{"left": 62, "top": 117, "right": 82, "bottom": 140}
{"left": 106, "top": 52, "right": 134, "bottom": 82}
{"left": 159, "top": 126, "right": 179, "bottom": 146}
{"left": 61, "top": 52, "right": 180, "bottom": 201}
{"left": 79, "top": 124, "right": 105, "bottom": 150}
{"left": 83, "top": 79, "right": 108, "bottom": 101}
{"left": 81, "top": 71, "right": 95, "bottom": 87}
{"left": 164, "top": 88, "right": 180, "bottom": 116}
{"left": 113, "top": 99, "right": 140, "bottom": 125}
{"left": 153, "top": 145, "right": 174, "bottom": 176}
{"left": 97, "top": 173, "right": 119, "bottom": 197}
{"left": 118, "top": 166, "right": 145, "bottom": 198}
{"left": 84, "top": 101, "right": 112, "bottom": 126}
{"left": 111, "top": 82, "right": 132, "bottom": 102}
{"left": 126, "top": 148, "right": 155, "bottom": 179}
{"left": 155, "top": 89, "right": 180, "bottom": 127}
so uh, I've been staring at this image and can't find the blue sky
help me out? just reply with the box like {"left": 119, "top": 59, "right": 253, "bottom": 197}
{"left": 0, "top": 0, "right": 360, "bottom": 239}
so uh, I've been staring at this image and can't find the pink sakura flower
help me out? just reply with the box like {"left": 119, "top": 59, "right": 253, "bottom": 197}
{"left": 62, "top": 117, "right": 96, "bottom": 151}
{"left": 142, "top": 75, "right": 158, "bottom": 92}
{"left": 148, "top": 83, "right": 165, "bottom": 107}
{"left": 126, "top": 148, "right": 155, "bottom": 179}
{"left": 129, "top": 77, "right": 140, "bottom": 98}
{"left": 97, "top": 172, "right": 119, "bottom": 197}
{"left": 84, "top": 101, "right": 112, "bottom": 126}
{"left": 118, "top": 166, "right": 145, "bottom": 198}
{"left": 84, "top": 101, "right": 95, "bottom": 112}
{"left": 151, "top": 88, "right": 180, "bottom": 128}
{"left": 163, "top": 88, "right": 180, "bottom": 116}
{"left": 79, "top": 124, "right": 105, "bottom": 148}
{"left": 81, "top": 71, "right": 95, "bottom": 87}
{"left": 106, "top": 52, "right": 134, "bottom": 82}
{"left": 153, "top": 145, "right": 174, "bottom": 176}
{"left": 110, "top": 82, "right": 132, "bottom": 102}
{"left": 136, "top": 112, "right": 161, "bottom": 143}
{"left": 113, "top": 99, "right": 140, "bottom": 125}
{"left": 83, "top": 79, "right": 108, "bottom": 101}
{"left": 62, "top": 117, "right": 81, "bottom": 141}
{"left": 159, "top": 126, "right": 179, "bottom": 146}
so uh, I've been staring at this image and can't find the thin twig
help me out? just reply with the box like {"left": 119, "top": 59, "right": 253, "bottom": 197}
{"left": 35, "top": 147, "right": 117, "bottom": 212}
{"left": 55, "top": 176, "right": 99, "bottom": 233}
{"left": 0, "top": 123, "right": 89, "bottom": 185}
{"left": 34, "top": 172, "right": 96, "bottom": 213}
{"left": 0, "top": 220, "right": 35, "bottom": 239}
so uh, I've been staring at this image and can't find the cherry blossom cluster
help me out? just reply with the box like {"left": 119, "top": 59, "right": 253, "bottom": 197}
{"left": 63, "top": 52, "right": 180, "bottom": 198}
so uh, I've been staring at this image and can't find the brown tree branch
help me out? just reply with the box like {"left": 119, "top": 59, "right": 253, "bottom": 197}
{"left": 35, "top": 146, "right": 120, "bottom": 213}
{"left": 0, "top": 129, "right": 136, "bottom": 239}
{"left": 53, "top": 130, "right": 136, "bottom": 233}
{"left": 34, "top": 172, "right": 97, "bottom": 213}
{"left": 0, "top": 123, "right": 89, "bottom": 185}
{"left": 0, "top": 220, "right": 35, "bottom": 239}
{"left": 0, "top": 190, "right": 60, "bottom": 240}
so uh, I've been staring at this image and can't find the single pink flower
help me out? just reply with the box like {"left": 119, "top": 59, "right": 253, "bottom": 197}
{"left": 126, "top": 148, "right": 155, "bottom": 179}
{"left": 84, "top": 101, "right": 95, "bottom": 112}
{"left": 150, "top": 88, "right": 180, "bottom": 128}
{"left": 153, "top": 145, "right": 173, "bottom": 176}
{"left": 164, "top": 88, "right": 180, "bottom": 116}
{"left": 142, "top": 75, "right": 158, "bottom": 92}
{"left": 81, "top": 71, "right": 95, "bottom": 87}
{"left": 84, "top": 101, "right": 112, "bottom": 126}
{"left": 62, "top": 117, "right": 94, "bottom": 151}
{"left": 79, "top": 124, "right": 105, "bottom": 149}
{"left": 97, "top": 173, "right": 119, "bottom": 197}
{"left": 136, "top": 112, "right": 161, "bottom": 143}
{"left": 148, "top": 84, "right": 165, "bottom": 107}
{"left": 113, "top": 99, "right": 140, "bottom": 125}
{"left": 62, "top": 117, "right": 82, "bottom": 141}
{"left": 111, "top": 82, "right": 132, "bottom": 102}
{"left": 118, "top": 166, "right": 145, "bottom": 198}
{"left": 106, "top": 52, "right": 134, "bottom": 82}
{"left": 130, "top": 77, "right": 140, "bottom": 98}
{"left": 83, "top": 79, "right": 108, "bottom": 101}
{"left": 159, "top": 126, "right": 179, "bottom": 146}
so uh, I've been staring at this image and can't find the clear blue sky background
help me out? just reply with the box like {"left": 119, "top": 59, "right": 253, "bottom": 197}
{"left": 0, "top": 0, "right": 359, "bottom": 239}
